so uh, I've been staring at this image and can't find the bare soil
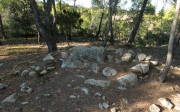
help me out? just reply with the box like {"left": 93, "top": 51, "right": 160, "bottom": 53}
{"left": 0, "top": 43, "right": 180, "bottom": 112}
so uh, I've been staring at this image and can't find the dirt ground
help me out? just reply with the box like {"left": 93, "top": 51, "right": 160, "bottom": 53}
{"left": 0, "top": 43, "right": 180, "bottom": 112}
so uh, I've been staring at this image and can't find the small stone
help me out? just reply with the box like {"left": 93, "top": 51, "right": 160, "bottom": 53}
{"left": 145, "top": 55, "right": 152, "bottom": 61}
{"left": 121, "top": 53, "right": 132, "bottom": 62}
{"left": 76, "top": 75, "right": 85, "bottom": 78}
{"left": 102, "top": 67, "right": 117, "bottom": 77}
{"left": 21, "top": 69, "right": 29, "bottom": 77}
{"left": 0, "top": 83, "right": 8, "bottom": 89}
{"left": 115, "top": 59, "right": 121, "bottom": 63}
{"left": 149, "top": 104, "right": 160, "bottom": 112}
{"left": 110, "top": 107, "right": 116, "bottom": 112}
{"left": 99, "top": 103, "right": 103, "bottom": 110}
{"left": 47, "top": 67, "right": 56, "bottom": 70}
{"left": 35, "top": 66, "right": 41, "bottom": 71}
{"left": 81, "top": 87, "right": 89, "bottom": 95}
{"left": 84, "top": 79, "right": 110, "bottom": 88}
{"left": 21, "top": 101, "right": 29, "bottom": 105}
{"left": 118, "top": 86, "right": 127, "bottom": 90}
{"left": 29, "top": 66, "right": 36, "bottom": 69}
{"left": 54, "top": 72, "right": 59, "bottom": 75}
{"left": 44, "top": 94, "right": 50, "bottom": 97}
{"left": 150, "top": 61, "right": 159, "bottom": 66}
{"left": 20, "top": 83, "right": 33, "bottom": 93}
{"left": 0, "top": 63, "right": 3, "bottom": 67}
{"left": 91, "top": 63, "right": 100, "bottom": 73}
{"left": 158, "top": 98, "right": 173, "bottom": 109}
{"left": 69, "top": 95, "right": 76, "bottom": 98}
{"left": 43, "top": 54, "right": 54, "bottom": 61}
{"left": 95, "top": 92, "right": 102, "bottom": 97}
{"left": 102, "top": 96, "right": 106, "bottom": 101}
{"left": 40, "top": 70, "right": 47, "bottom": 75}
{"left": 107, "top": 55, "right": 113, "bottom": 61}
{"left": 14, "top": 70, "right": 21, "bottom": 75}
{"left": 2, "top": 93, "right": 17, "bottom": 103}
{"left": 102, "top": 102, "right": 109, "bottom": 109}
{"left": 29, "top": 71, "right": 36, "bottom": 76}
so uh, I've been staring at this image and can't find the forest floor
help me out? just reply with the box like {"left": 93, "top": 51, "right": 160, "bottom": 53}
{"left": 0, "top": 38, "right": 180, "bottom": 112}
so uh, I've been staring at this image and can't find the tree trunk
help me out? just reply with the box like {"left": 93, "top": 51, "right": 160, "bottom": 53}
{"left": 158, "top": 0, "right": 180, "bottom": 83}
{"left": 95, "top": 9, "right": 104, "bottom": 39}
{"left": 0, "top": 15, "right": 7, "bottom": 40}
{"left": 0, "top": 40, "right": 2, "bottom": 45}
{"left": 30, "top": 0, "right": 57, "bottom": 52}
{"left": 173, "top": 22, "right": 180, "bottom": 49}
{"left": 126, "top": 0, "right": 148, "bottom": 46}
{"left": 52, "top": 0, "right": 59, "bottom": 43}
{"left": 102, "top": 0, "right": 118, "bottom": 47}
{"left": 109, "top": 17, "right": 114, "bottom": 45}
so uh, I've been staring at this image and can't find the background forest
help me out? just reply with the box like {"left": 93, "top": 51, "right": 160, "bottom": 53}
{"left": 0, "top": 0, "right": 177, "bottom": 47}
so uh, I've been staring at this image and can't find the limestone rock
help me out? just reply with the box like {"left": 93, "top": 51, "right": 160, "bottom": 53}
{"left": 137, "top": 53, "right": 147, "bottom": 61}
{"left": 81, "top": 87, "right": 89, "bottom": 95}
{"left": 14, "top": 70, "right": 21, "bottom": 75}
{"left": 127, "top": 49, "right": 136, "bottom": 58}
{"left": 171, "top": 95, "right": 180, "bottom": 110}
{"left": 158, "top": 98, "right": 173, "bottom": 109}
{"left": 121, "top": 53, "right": 132, "bottom": 62}
{"left": 61, "top": 52, "right": 68, "bottom": 59}
{"left": 145, "top": 55, "right": 153, "bottom": 61}
{"left": 21, "top": 69, "right": 29, "bottom": 77}
{"left": 91, "top": 63, "right": 100, "bottom": 73}
{"left": 102, "top": 102, "right": 109, "bottom": 109}
{"left": 118, "top": 86, "right": 127, "bottom": 90}
{"left": 110, "top": 107, "right": 116, "bottom": 112}
{"left": 107, "top": 55, "right": 113, "bottom": 61}
{"left": 2, "top": 93, "right": 17, "bottom": 103}
{"left": 115, "top": 48, "right": 124, "bottom": 56}
{"left": 150, "top": 60, "right": 159, "bottom": 66}
{"left": 40, "top": 70, "right": 47, "bottom": 75}
{"left": 0, "top": 83, "right": 8, "bottom": 89}
{"left": 29, "top": 71, "right": 36, "bottom": 76}
{"left": 21, "top": 101, "right": 29, "bottom": 105}
{"left": 99, "top": 103, "right": 103, "bottom": 110}
{"left": 0, "top": 63, "right": 3, "bottom": 67}
{"left": 47, "top": 66, "right": 56, "bottom": 70}
{"left": 149, "top": 104, "right": 160, "bottom": 112}
{"left": 61, "top": 46, "right": 105, "bottom": 68}
{"left": 84, "top": 79, "right": 110, "bottom": 88}
{"left": 102, "top": 67, "right": 117, "bottom": 77}
{"left": 131, "top": 63, "right": 149, "bottom": 74}
{"left": 20, "top": 83, "right": 33, "bottom": 93}
{"left": 43, "top": 54, "right": 54, "bottom": 61}
{"left": 35, "top": 66, "right": 41, "bottom": 71}
{"left": 117, "top": 73, "right": 138, "bottom": 88}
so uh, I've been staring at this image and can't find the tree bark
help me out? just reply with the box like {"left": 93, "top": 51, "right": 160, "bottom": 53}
{"left": 126, "top": 0, "right": 148, "bottom": 46}
{"left": 173, "top": 22, "right": 180, "bottom": 49}
{"left": 102, "top": 0, "right": 118, "bottom": 47}
{"left": 0, "top": 15, "right": 7, "bottom": 40}
{"left": 30, "top": 0, "right": 57, "bottom": 52}
{"left": 0, "top": 40, "right": 2, "bottom": 45}
{"left": 52, "top": 0, "right": 59, "bottom": 42}
{"left": 95, "top": 9, "right": 104, "bottom": 39}
{"left": 158, "top": 0, "right": 180, "bottom": 83}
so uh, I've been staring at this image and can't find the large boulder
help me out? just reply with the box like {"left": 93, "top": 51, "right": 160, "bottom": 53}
{"left": 117, "top": 73, "right": 138, "bottom": 88}
{"left": 60, "top": 46, "right": 105, "bottom": 68}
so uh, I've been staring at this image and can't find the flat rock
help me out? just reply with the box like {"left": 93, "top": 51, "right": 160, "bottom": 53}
{"left": 43, "top": 54, "right": 54, "bottom": 61}
{"left": 117, "top": 73, "right": 138, "bottom": 88}
{"left": 21, "top": 101, "right": 29, "bottom": 105}
{"left": 145, "top": 55, "right": 153, "bottom": 61}
{"left": 2, "top": 93, "right": 17, "bottom": 103}
{"left": 102, "top": 102, "right": 109, "bottom": 109}
{"left": 0, "top": 83, "right": 8, "bottom": 89}
{"left": 84, "top": 79, "right": 110, "bottom": 88}
{"left": 149, "top": 104, "right": 160, "bottom": 112}
{"left": 102, "top": 67, "right": 117, "bottom": 76}
{"left": 158, "top": 98, "right": 173, "bottom": 109}
{"left": 47, "top": 66, "right": 56, "bottom": 70}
